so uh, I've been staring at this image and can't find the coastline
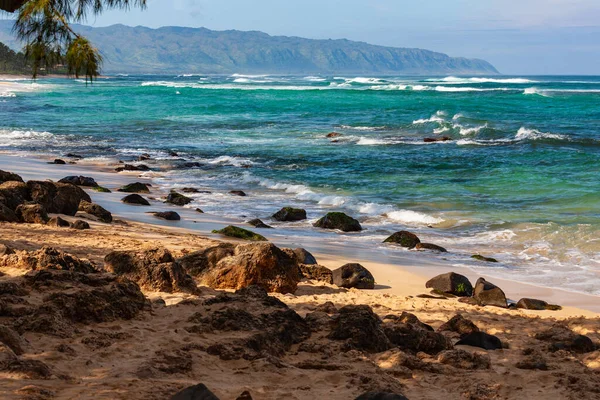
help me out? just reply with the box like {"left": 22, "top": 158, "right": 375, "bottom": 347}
{"left": 1, "top": 152, "right": 598, "bottom": 315}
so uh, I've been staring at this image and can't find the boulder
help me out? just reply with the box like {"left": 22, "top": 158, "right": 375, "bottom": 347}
{"left": 535, "top": 324, "right": 595, "bottom": 354}
{"left": 65, "top": 153, "right": 83, "bottom": 159}
{"left": 473, "top": 278, "right": 507, "bottom": 308}
{"left": 437, "top": 349, "right": 491, "bottom": 370}
{"left": 0, "top": 246, "right": 96, "bottom": 273}
{"left": 383, "top": 231, "right": 420, "bottom": 248}
{"left": 170, "top": 383, "right": 220, "bottom": 400}
{"left": 115, "top": 164, "right": 150, "bottom": 172}
{"left": 456, "top": 332, "right": 503, "bottom": 350}
{"left": 121, "top": 194, "right": 150, "bottom": 206}
{"left": 71, "top": 220, "right": 90, "bottom": 230}
{"left": 212, "top": 226, "right": 267, "bottom": 242}
{"left": 415, "top": 243, "right": 447, "bottom": 252}
{"left": 47, "top": 216, "right": 70, "bottom": 228}
{"left": 151, "top": 211, "right": 181, "bottom": 221}
{"left": 16, "top": 204, "right": 49, "bottom": 224}
{"left": 383, "top": 318, "right": 451, "bottom": 355}
{"left": 0, "top": 170, "right": 23, "bottom": 184}
{"left": 0, "top": 325, "right": 25, "bottom": 355}
{"left": 0, "top": 181, "right": 30, "bottom": 210}
{"left": 181, "top": 187, "right": 200, "bottom": 193}
{"left": 199, "top": 242, "right": 301, "bottom": 294}
{"left": 0, "top": 203, "right": 19, "bottom": 222}
{"left": 328, "top": 305, "right": 391, "bottom": 353}
{"left": 272, "top": 207, "right": 307, "bottom": 222}
{"left": 229, "top": 190, "right": 247, "bottom": 197}
{"left": 332, "top": 263, "right": 375, "bottom": 289}
{"left": 355, "top": 393, "right": 409, "bottom": 400}
{"left": 282, "top": 247, "right": 318, "bottom": 265}
{"left": 91, "top": 186, "right": 111, "bottom": 193}
{"left": 247, "top": 218, "right": 272, "bottom": 229}
{"left": 138, "top": 153, "right": 151, "bottom": 161}
{"left": 471, "top": 254, "right": 498, "bottom": 263}
{"left": 425, "top": 272, "right": 473, "bottom": 297}
{"left": 517, "top": 298, "right": 561, "bottom": 311}
{"left": 78, "top": 200, "right": 112, "bottom": 223}
{"left": 313, "top": 212, "right": 362, "bottom": 232}
{"left": 118, "top": 182, "right": 150, "bottom": 193}
{"left": 0, "top": 244, "right": 14, "bottom": 256}
{"left": 27, "top": 181, "right": 91, "bottom": 215}
{"left": 0, "top": 343, "right": 52, "bottom": 379}
{"left": 166, "top": 191, "right": 193, "bottom": 206}
{"left": 424, "top": 136, "right": 451, "bottom": 143}
{"left": 58, "top": 176, "right": 98, "bottom": 187}
{"left": 195, "top": 208, "right": 204, "bottom": 213}
{"left": 177, "top": 243, "right": 236, "bottom": 277}
{"left": 299, "top": 264, "right": 333, "bottom": 284}
{"left": 326, "top": 132, "right": 341, "bottom": 138}
{"left": 50, "top": 159, "right": 66, "bottom": 165}
{"left": 438, "top": 314, "right": 480, "bottom": 336}
{"left": 105, "top": 248, "right": 197, "bottom": 293}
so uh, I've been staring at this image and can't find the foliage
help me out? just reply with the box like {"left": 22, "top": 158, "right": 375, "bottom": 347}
{"left": 0, "top": 40, "right": 28, "bottom": 73}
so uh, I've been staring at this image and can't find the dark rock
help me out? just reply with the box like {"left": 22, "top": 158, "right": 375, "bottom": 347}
{"left": 118, "top": 182, "right": 150, "bottom": 193}
{"left": 425, "top": 272, "right": 473, "bottom": 297}
{"left": 177, "top": 243, "right": 236, "bottom": 277}
{"left": 91, "top": 186, "right": 111, "bottom": 193}
{"left": 0, "top": 244, "right": 14, "bottom": 256}
{"left": 272, "top": 207, "right": 307, "bottom": 222}
{"left": 27, "top": 181, "right": 91, "bottom": 215}
{"left": 437, "top": 349, "right": 491, "bottom": 369}
{"left": 326, "top": 132, "right": 342, "bottom": 138}
{"left": 65, "top": 153, "right": 83, "bottom": 159}
{"left": 175, "top": 162, "right": 203, "bottom": 169}
{"left": 0, "top": 246, "right": 96, "bottom": 273}
{"left": 332, "top": 263, "right": 375, "bottom": 289}
{"left": 415, "top": 243, "right": 447, "bottom": 252}
{"left": 383, "top": 231, "right": 420, "bottom": 248}
{"left": 168, "top": 150, "right": 179, "bottom": 157}
{"left": 151, "top": 211, "right": 181, "bottom": 221}
{"left": 247, "top": 218, "right": 272, "bottom": 229}
{"left": 199, "top": 242, "right": 301, "bottom": 294}
{"left": 229, "top": 190, "right": 247, "bottom": 197}
{"left": 47, "top": 216, "right": 70, "bottom": 228}
{"left": 0, "top": 343, "right": 52, "bottom": 379}
{"left": 473, "top": 278, "right": 507, "bottom": 308}
{"left": 438, "top": 314, "right": 480, "bottom": 336}
{"left": 0, "top": 170, "right": 23, "bottom": 184}
{"left": 181, "top": 187, "right": 200, "bottom": 193}
{"left": 516, "top": 356, "right": 548, "bottom": 370}
{"left": 355, "top": 393, "right": 408, "bottom": 400}
{"left": 0, "top": 325, "right": 26, "bottom": 355}
{"left": 105, "top": 248, "right": 197, "bottom": 293}
{"left": 456, "top": 331, "right": 503, "bottom": 350}
{"left": 16, "top": 204, "right": 49, "bottom": 224}
{"left": 0, "top": 181, "right": 30, "bottom": 210}
{"left": 313, "top": 212, "right": 362, "bottom": 232}
{"left": 328, "top": 305, "right": 391, "bottom": 353}
{"left": 138, "top": 153, "right": 151, "bottom": 161}
{"left": 0, "top": 203, "right": 19, "bottom": 222}
{"left": 78, "top": 200, "right": 112, "bottom": 223}
{"left": 212, "top": 226, "right": 267, "bottom": 241}
{"left": 58, "top": 175, "right": 98, "bottom": 187}
{"left": 195, "top": 208, "right": 204, "bottom": 213}
{"left": 71, "top": 220, "right": 90, "bottom": 230}
{"left": 292, "top": 248, "right": 318, "bottom": 265}
{"left": 115, "top": 164, "right": 151, "bottom": 172}
{"left": 300, "top": 264, "right": 333, "bottom": 284}
{"left": 383, "top": 319, "right": 451, "bottom": 355}
{"left": 517, "top": 298, "right": 561, "bottom": 311}
{"left": 424, "top": 136, "right": 451, "bottom": 143}
{"left": 471, "top": 254, "right": 498, "bottom": 263}
{"left": 170, "top": 383, "right": 220, "bottom": 400}
{"left": 535, "top": 324, "right": 595, "bottom": 354}
{"left": 166, "top": 191, "right": 193, "bottom": 206}
{"left": 121, "top": 194, "right": 150, "bottom": 206}
{"left": 50, "top": 159, "right": 66, "bottom": 165}
{"left": 236, "top": 391, "right": 253, "bottom": 400}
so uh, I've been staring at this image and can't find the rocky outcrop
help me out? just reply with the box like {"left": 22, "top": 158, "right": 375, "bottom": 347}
{"left": 456, "top": 332, "right": 503, "bottom": 350}
{"left": 355, "top": 393, "right": 409, "bottom": 400}
{"left": 300, "top": 264, "right": 333, "bottom": 284}
{"left": 104, "top": 248, "right": 197, "bottom": 293}
{"left": 118, "top": 182, "right": 150, "bottom": 193}
{"left": 121, "top": 194, "right": 150, "bottom": 206}
{"left": 438, "top": 314, "right": 480, "bottom": 336}
{"left": 16, "top": 204, "right": 49, "bottom": 224}
{"left": 115, "top": 164, "right": 150, "bottom": 172}
{"left": 471, "top": 254, "right": 498, "bottom": 263}
{"left": 151, "top": 211, "right": 181, "bottom": 221}
{"left": 0, "top": 203, "right": 19, "bottom": 222}
{"left": 535, "top": 324, "right": 595, "bottom": 354}
{"left": 229, "top": 190, "right": 247, "bottom": 197}
{"left": 285, "top": 247, "right": 318, "bottom": 265}
{"left": 170, "top": 384, "right": 220, "bottom": 400}
{"left": 247, "top": 218, "right": 273, "bottom": 229}
{"left": 71, "top": 220, "right": 90, "bottom": 230}
{"left": 332, "top": 263, "right": 375, "bottom": 289}
{"left": 27, "top": 181, "right": 91, "bottom": 215}
{"left": 437, "top": 349, "right": 491, "bottom": 370}
{"left": 58, "top": 176, "right": 98, "bottom": 187}
{"left": 0, "top": 246, "right": 96, "bottom": 273}
{"left": 78, "top": 200, "right": 112, "bottom": 223}
{"left": 425, "top": 272, "right": 473, "bottom": 297}
{"left": 313, "top": 212, "right": 362, "bottom": 232}
{"left": 473, "top": 278, "right": 507, "bottom": 308}
{"left": 383, "top": 315, "right": 452, "bottom": 355}
{"left": 0, "top": 343, "right": 52, "bottom": 379}
{"left": 199, "top": 242, "right": 301, "bottom": 294}
{"left": 47, "top": 216, "right": 70, "bottom": 227}
{"left": 424, "top": 136, "right": 451, "bottom": 143}
{"left": 517, "top": 298, "right": 562, "bottom": 311}
{"left": 272, "top": 207, "right": 307, "bottom": 222}
{"left": 0, "top": 181, "right": 30, "bottom": 210}
{"left": 212, "top": 226, "right": 267, "bottom": 241}
{"left": 177, "top": 243, "right": 236, "bottom": 277}
{"left": 0, "top": 325, "right": 26, "bottom": 355}
{"left": 166, "top": 191, "right": 193, "bottom": 206}
{"left": 415, "top": 243, "right": 447, "bottom": 252}
{"left": 0, "top": 170, "right": 23, "bottom": 184}
{"left": 383, "top": 231, "right": 420, "bottom": 248}
{"left": 328, "top": 305, "right": 390, "bottom": 353}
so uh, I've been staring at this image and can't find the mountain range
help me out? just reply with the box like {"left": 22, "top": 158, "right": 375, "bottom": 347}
{"left": 0, "top": 20, "right": 498, "bottom": 75}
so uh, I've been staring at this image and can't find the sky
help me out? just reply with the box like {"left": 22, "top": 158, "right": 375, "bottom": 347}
{"left": 88, "top": 0, "right": 600, "bottom": 75}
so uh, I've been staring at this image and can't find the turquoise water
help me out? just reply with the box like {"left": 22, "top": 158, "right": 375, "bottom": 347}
{"left": 1, "top": 74, "right": 600, "bottom": 294}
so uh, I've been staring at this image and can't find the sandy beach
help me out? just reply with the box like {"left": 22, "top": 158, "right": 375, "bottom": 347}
{"left": 0, "top": 152, "right": 599, "bottom": 399}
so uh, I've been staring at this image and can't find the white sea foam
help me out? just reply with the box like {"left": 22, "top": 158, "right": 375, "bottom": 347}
{"left": 231, "top": 73, "right": 270, "bottom": 78}
{"left": 386, "top": 210, "right": 445, "bottom": 225}
{"left": 515, "top": 127, "right": 568, "bottom": 141}
{"left": 413, "top": 111, "right": 446, "bottom": 124}
{"left": 356, "top": 137, "right": 389, "bottom": 146}
{"left": 205, "top": 155, "right": 256, "bottom": 167}
{"left": 340, "top": 125, "right": 386, "bottom": 131}
{"left": 431, "top": 76, "right": 537, "bottom": 84}
{"left": 433, "top": 126, "right": 451, "bottom": 134}
{"left": 0, "top": 92, "right": 16, "bottom": 97}
{"left": 455, "top": 123, "right": 488, "bottom": 136}
{"left": 303, "top": 76, "right": 326, "bottom": 82}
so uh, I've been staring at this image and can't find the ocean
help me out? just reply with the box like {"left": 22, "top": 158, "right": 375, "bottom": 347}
{"left": 1, "top": 74, "right": 599, "bottom": 295}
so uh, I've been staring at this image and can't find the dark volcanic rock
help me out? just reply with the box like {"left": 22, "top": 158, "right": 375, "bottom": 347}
{"left": 199, "top": 242, "right": 301, "bottom": 294}
{"left": 170, "top": 383, "right": 220, "bottom": 400}
{"left": 121, "top": 194, "right": 150, "bottom": 206}
{"left": 438, "top": 314, "right": 480, "bottom": 336}
{"left": 0, "top": 170, "right": 23, "bottom": 184}
{"left": 272, "top": 207, "right": 307, "bottom": 222}
{"left": 0, "top": 325, "right": 26, "bottom": 355}
{"left": 58, "top": 175, "right": 98, "bottom": 187}
{"left": 437, "top": 349, "right": 491, "bottom": 370}
{"left": 247, "top": 218, "right": 273, "bottom": 229}
{"left": 16, "top": 204, "right": 49, "bottom": 224}
{"left": 118, "top": 182, "right": 150, "bottom": 193}
{"left": 383, "top": 317, "right": 451, "bottom": 355}
{"left": 424, "top": 136, "right": 451, "bottom": 143}
{"left": 177, "top": 243, "right": 236, "bottom": 277}
{"left": 383, "top": 231, "right": 420, "bottom": 248}
{"left": 300, "top": 264, "right": 333, "bottom": 284}
{"left": 0, "top": 203, "right": 19, "bottom": 222}
{"left": 328, "top": 305, "right": 390, "bottom": 353}
{"left": 78, "top": 200, "right": 112, "bottom": 223}
{"left": 166, "top": 191, "right": 193, "bottom": 206}
{"left": 47, "top": 216, "right": 70, "bottom": 228}
{"left": 326, "top": 132, "right": 342, "bottom": 138}
{"left": 456, "top": 332, "right": 503, "bottom": 350}
{"left": 27, "top": 181, "right": 92, "bottom": 215}
{"left": 516, "top": 298, "right": 561, "bottom": 311}
{"left": 0, "top": 181, "right": 30, "bottom": 210}
{"left": 229, "top": 190, "right": 247, "bottom": 197}
{"left": 0, "top": 246, "right": 96, "bottom": 273}
{"left": 415, "top": 243, "right": 447, "bottom": 252}
{"left": 332, "top": 263, "right": 375, "bottom": 289}
{"left": 471, "top": 254, "right": 498, "bottom": 263}
{"left": 0, "top": 343, "right": 52, "bottom": 379}
{"left": 70, "top": 220, "right": 90, "bottom": 230}
{"left": 355, "top": 393, "right": 409, "bottom": 400}
{"left": 473, "top": 278, "right": 507, "bottom": 308}
{"left": 313, "top": 212, "right": 362, "bottom": 232}
{"left": 212, "top": 226, "right": 267, "bottom": 242}
{"left": 535, "top": 324, "right": 595, "bottom": 354}
{"left": 105, "top": 248, "right": 197, "bottom": 293}
{"left": 50, "top": 159, "right": 66, "bottom": 165}
{"left": 426, "top": 272, "right": 473, "bottom": 297}
{"left": 288, "top": 248, "right": 318, "bottom": 265}
{"left": 115, "top": 164, "right": 151, "bottom": 172}
{"left": 151, "top": 211, "right": 181, "bottom": 221}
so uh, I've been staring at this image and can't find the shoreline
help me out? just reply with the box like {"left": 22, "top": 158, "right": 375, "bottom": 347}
{"left": 1, "top": 152, "right": 599, "bottom": 315}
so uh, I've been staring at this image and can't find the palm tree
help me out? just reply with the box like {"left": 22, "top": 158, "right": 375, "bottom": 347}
{"left": 0, "top": 0, "right": 146, "bottom": 81}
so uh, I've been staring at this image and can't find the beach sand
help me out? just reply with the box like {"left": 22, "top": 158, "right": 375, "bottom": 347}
{"left": 1, "top": 153, "right": 599, "bottom": 399}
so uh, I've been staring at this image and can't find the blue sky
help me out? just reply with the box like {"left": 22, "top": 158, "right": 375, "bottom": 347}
{"left": 90, "top": 0, "right": 600, "bottom": 75}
